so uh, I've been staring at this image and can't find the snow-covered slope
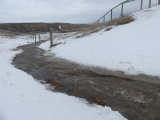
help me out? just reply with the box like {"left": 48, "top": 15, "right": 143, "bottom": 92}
{"left": 0, "top": 36, "right": 126, "bottom": 120}
{"left": 40, "top": 6, "right": 160, "bottom": 78}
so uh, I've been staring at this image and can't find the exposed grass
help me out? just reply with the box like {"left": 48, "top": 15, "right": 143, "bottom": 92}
{"left": 0, "top": 32, "right": 16, "bottom": 38}
{"left": 73, "top": 16, "right": 135, "bottom": 39}
{"left": 45, "top": 78, "right": 64, "bottom": 88}
{"left": 106, "top": 16, "right": 135, "bottom": 26}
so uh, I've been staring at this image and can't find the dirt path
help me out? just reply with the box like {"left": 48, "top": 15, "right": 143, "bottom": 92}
{"left": 12, "top": 41, "right": 160, "bottom": 120}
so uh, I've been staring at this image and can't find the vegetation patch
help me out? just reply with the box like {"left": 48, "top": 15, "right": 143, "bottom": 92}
{"left": 87, "top": 98, "right": 106, "bottom": 106}
{"left": 45, "top": 78, "right": 64, "bottom": 88}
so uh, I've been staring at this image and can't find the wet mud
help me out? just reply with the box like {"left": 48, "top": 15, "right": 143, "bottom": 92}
{"left": 12, "top": 41, "right": 160, "bottom": 120}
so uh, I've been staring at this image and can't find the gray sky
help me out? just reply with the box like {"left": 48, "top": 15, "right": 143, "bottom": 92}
{"left": 0, "top": 0, "right": 124, "bottom": 23}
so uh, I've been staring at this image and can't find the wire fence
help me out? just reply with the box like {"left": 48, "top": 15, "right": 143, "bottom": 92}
{"left": 28, "top": 34, "right": 50, "bottom": 43}
{"left": 95, "top": 0, "right": 160, "bottom": 24}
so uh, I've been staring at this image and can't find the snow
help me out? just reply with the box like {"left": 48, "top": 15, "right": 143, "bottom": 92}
{"left": 0, "top": 36, "right": 126, "bottom": 120}
{"left": 39, "top": 6, "right": 160, "bottom": 77}
{"left": 59, "top": 26, "right": 62, "bottom": 30}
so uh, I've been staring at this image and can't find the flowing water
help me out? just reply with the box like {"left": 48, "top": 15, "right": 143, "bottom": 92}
{"left": 13, "top": 41, "right": 160, "bottom": 120}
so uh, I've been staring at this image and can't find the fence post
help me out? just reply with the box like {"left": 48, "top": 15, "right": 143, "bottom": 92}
{"left": 141, "top": 0, "right": 143, "bottom": 10}
{"left": 33, "top": 35, "right": 34, "bottom": 40}
{"left": 149, "top": 0, "right": 151, "bottom": 8}
{"left": 35, "top": 35, "right": 36, "bottom": 43}
{"left": 103, "top": 16, "right": 105, "bottom": 24}
{"left": 50, "top": 28, "right": 53, "bottom": 47}
{"left": 111, "top": 9, "right": 113, "bottom": 21}
{"left": 121, "top": 3, "right": 124, "bottom": 17}
{"left": 39, "top": 34, "right": 40, "bottom": 41}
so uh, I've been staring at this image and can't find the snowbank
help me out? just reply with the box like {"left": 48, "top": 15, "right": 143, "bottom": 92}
{"left": 40, "top": 6, "right": 160, "bottom": 77}
{"left": 0, "top": 36, "right": 126, "bottom": 120}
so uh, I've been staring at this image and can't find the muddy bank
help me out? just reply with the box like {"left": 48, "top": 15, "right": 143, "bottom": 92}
{"left": 12, "top": 41, "right": 160, "bottom": 120}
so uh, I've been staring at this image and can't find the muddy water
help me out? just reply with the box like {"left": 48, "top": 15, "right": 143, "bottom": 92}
{"left": 12, "top": 41, "right": 160, "bottom": 120}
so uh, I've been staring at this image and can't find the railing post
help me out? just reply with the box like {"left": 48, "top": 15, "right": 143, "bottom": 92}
{"left": 149, "top": 0, "right": 151, "bottom": 8}
{"left": 50, "top": 28, "right": 53, "bottom": 47}
{"left": 35, "top": 35, "right": 36, "bottom": 43}
{"left": 33, "top": 35, "right": 34, "bottom": 40}
{"left": 103, "top": 16, "right": 105, "bottom": 24}
{"left": 39, "top": 34, "right": 40, "bottom": 41}
{"left": 96, "top": 20, "right": 99, "bottom": 24}
{"left": 111, "top": 9, "right": 113, "bottom": 21}
{"left": 121, "top": 3, "right": 124, "bottom": 17}
{"left": 141, "top": 0, "right": 143, "bottom": 10}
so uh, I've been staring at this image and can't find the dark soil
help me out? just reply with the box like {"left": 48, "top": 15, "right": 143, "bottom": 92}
{"left": 12, "top": 41, "right": 160, "bottom": 120}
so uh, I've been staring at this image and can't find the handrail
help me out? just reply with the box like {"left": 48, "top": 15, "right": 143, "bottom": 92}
{"left": 95, "top": 0, "right": 130, "bottom": 23}
{"left": 94, "top": 0, "right": 160, "bottom": 24}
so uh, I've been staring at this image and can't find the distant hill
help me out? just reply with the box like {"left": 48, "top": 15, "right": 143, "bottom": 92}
{"left": 0, "top": 23, "right": 89, "bottom": 33}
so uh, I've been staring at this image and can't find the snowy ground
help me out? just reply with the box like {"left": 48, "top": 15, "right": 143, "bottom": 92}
{"left": 40, "top": 6, "right": 160, "bottom": 78}
{"left": 0, "top": 35, "right": 126, "bottom": 120}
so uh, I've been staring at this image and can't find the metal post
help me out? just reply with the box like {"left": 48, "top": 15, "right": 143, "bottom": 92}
{"left": 97, "top": 20, "right": 99, "bottom": 24}
{"left": 103, "top": 16, "right": 105, "bottom": 24}
{"left": 111, "top": 9, "right": 113, "bottom": 21}
{"left": 39, "top": 34, "right": 40, "bottom": 41}
{"left": 35, "top": 35, "right": 36, "bottom": 43}
{"left": 50, "top": 28, "right": 53, "bottom": 47}
{"left": 121, "top": 3, "right": 124, "bottom": 17}
{"left": 33, "top": 35, "right": 34, "bottom": 40}
{"left": 159, "top": 0, "right": 160, "bottom": 5}
{"left": 141, "top": 0, "right": 143, "bottom": 10}
{"left": 149, "top": 0, "right": 151, "bottom": 8}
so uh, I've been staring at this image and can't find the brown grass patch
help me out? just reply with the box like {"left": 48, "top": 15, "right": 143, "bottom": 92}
{"left": 45, "top": 78, "right": 63, "bottom": 88}
{"left": 87, "top": 98, "right": 106, "bottom": 106}
{"left": 74, "top": 16, "right": 134, "bottom": 39}
{"left": 102, "top": 16, "right": 134, "bottom": 27}
{"left": 68, "top": 88, "right": 75, "bottom": 92}
{"left": 0, "top": 32, "right": 16, "bottom": 38}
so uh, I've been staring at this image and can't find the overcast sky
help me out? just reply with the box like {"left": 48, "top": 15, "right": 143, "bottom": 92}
{"left": 0, "top": 0, "right": 124, "bottom": 23}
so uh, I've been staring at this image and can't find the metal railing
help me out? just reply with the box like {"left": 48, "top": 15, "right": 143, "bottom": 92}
{"left": 95, "top": 0, "right": 160, "bottom": 24}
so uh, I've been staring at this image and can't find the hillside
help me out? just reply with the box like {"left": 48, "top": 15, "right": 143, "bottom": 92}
{"left": 40, "top": 6, "right": 160, "bottom": 83}
{"left": 0, "top": 23, "right": 89, "bottom": 33}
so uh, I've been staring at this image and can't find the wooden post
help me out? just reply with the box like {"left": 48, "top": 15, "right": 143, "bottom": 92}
{"left": 33, "top": 35, "right": 34, "bottom": 40}
{"left": 103, "top": 16, "right": 105, "bottom": 24}
{"left": 39, "top": 34, "right": 40, "bottom": 41}
{"left": 141, "top": 0, "right": 143, "bottom": 10}
{"left": 50, "top": 28, "right": 53, "bottom": 47}
{"left": 149, "top": 0, "right": 151, "bottom": 8}
{"left": 121, "top": 3, "right": 124, "bottom": 17}
{"left": 111, "top": 9, "right": 113, "bottom": 21}
{"left": 35, "top": 35, "right": 36, "bottom": 43}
